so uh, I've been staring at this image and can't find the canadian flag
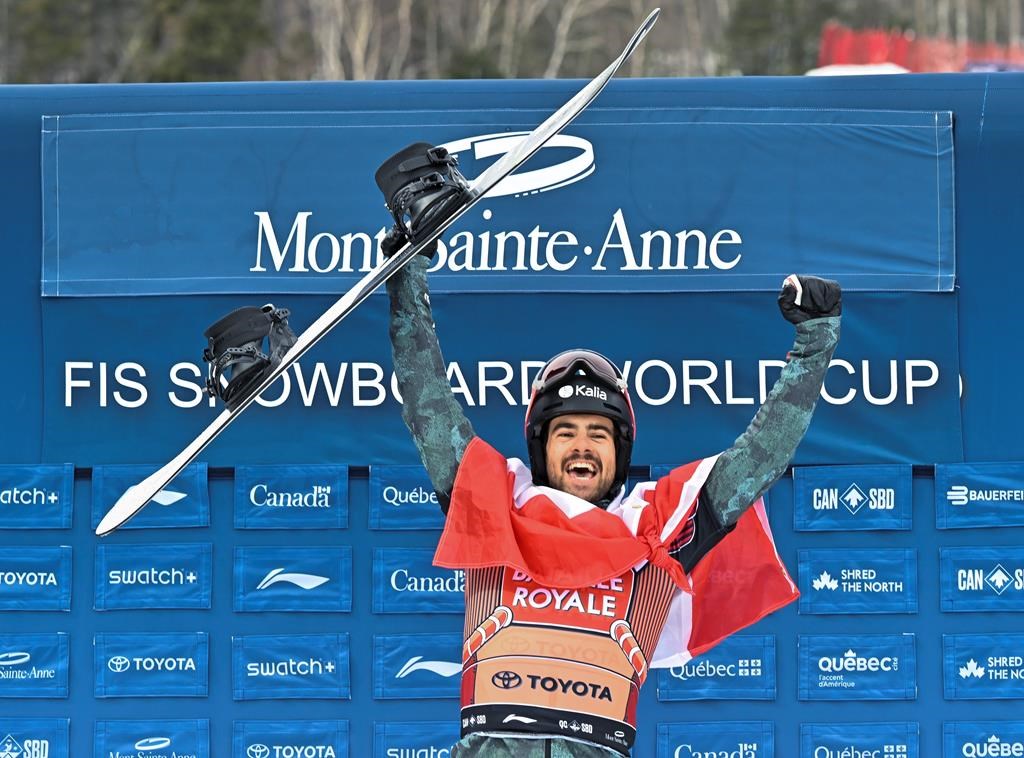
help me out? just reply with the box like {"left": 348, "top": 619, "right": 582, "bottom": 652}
{"left": 435, "top": 438, "right": 798, "bottom": 667}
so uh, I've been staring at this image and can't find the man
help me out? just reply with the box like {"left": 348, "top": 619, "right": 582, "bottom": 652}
{"left": 379, "top": 144, "right": 841, "bottom": 757}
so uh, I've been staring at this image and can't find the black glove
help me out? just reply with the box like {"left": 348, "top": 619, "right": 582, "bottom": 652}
{"left": 778, "top": 274, "right": 842, "bottom": 324}
{"left": 381, "top": 224, "right": 438, "bottom": 259}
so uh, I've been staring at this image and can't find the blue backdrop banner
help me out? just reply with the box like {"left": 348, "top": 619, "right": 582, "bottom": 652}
{"left": 943, "top": 721, "right": 1024, "bottom": 758}
{"left": 657, "top": 721, "right": 774, "bottom": 758}
{"left": 373, "top": 548, "right": 465, "bottom": 614}
{"left": 93, "top": 632, "right": 209, "bottom": 698}
{"left": 232, "top": 720, "right": 349, "bottom": 758}
{"left": 233, "top": 464, "right": 348, "bottom": 529}
{"left": 943, "top": 634, "right": 1024, "bottom": 700}
{"left": 41, "top": 108, "right": 954, "bottom": 297}
{"left": 0, "top": 464, "right": 73, "bottom": 528}
{"left": 91, "top": 463, "right": 209, "bottom": 529}
{"left": 373, "top": 633, "right": 462, "bottom": 699}
{"left": 233, "top": 546, "right": 353, "bottom": 612}
{"left": 94, "top": 542, "right": 212, "bottom": 610}
{"left": 798, "top": 634, "right": 917, "bottom": 701}
{"left": 368, "top": 465, "right": 446, "bottom": 530}
{"left": 935, "top": 462, "right": 1024, "bottom": 529}
{"left": 373, "top": 721, "right": 460, "bottom": 758}
{"left": 798, "top": 548, "right": 918, "bottom": 614}
{"left": 940, "top": 547, "right": 1024, "bottom": 612}
{"left": 799, "top": 722, "right": 919, "bottom": 758}
{"left": 0, "top": 633, "right": 69, "bottom": 698}
{"left": 231, "top": 633, "right": 351, "bottom": 700}
{"left": 656, "top": 635, "right": 776, "bottom": 701}
{"left": 0, "top": 719, "right": 69, "bottom": 758}
{"left": 94, "top": 720, "right": 209, "bottom": 758}
{"left": 0, "top": 546, "right": 71, "bottom": 611}
{"left": 792, "top": 464, "right": 913, "bottom": 531}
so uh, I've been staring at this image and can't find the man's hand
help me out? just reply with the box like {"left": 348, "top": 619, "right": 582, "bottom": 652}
{"left": 778, "top": 275, "right": 842, "bottom": 324}
{"left": 381, "top": 224, "right": 438, "bottom": 259}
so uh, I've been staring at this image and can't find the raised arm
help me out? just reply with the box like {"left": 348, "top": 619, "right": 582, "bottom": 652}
{"left": 703, "top": 276, "right": 841, "bottom": 526}
{"left": 386, "top": 255, "right": 474, "bottom": 513}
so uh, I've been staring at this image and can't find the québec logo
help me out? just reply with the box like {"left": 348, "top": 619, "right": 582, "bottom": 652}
{"left": 256, "top": 568, "right": 330, "bottom": 591}
{"left": 813, "top": 571, "right": 839, "bottom": 591}
{"left": 811, "top": 746, "right": 907, "bottom": 757}
{"left": 669, "top": 657, "right": 763, "bottom": 680}
{"left": 395, "top": 656, "right": 461, "bottom": 679}
{"left": 960, "top": 735, "right": 1024, "bottom": 757}
{"left": 818, "top": 649, "right": 898, "bottom": 673}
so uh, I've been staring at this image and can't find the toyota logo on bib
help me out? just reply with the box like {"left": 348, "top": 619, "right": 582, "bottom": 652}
{"left": 108, "top": 655, "right": 131, "bottom": 672}
{"left": 247, "top": 744, "right": 271, "bottom": 758}
{"left": 492, "top": 670, "right": 523, "bottom": 689}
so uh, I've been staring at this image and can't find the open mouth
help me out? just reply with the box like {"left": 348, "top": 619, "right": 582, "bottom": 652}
{"left": 565, "top": 459, "right": 599, "bottom": 481}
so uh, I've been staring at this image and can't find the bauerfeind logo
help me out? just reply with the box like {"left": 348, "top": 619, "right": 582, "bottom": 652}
{"left": 947, "top": 484, "right": 1024, "bottom": 506}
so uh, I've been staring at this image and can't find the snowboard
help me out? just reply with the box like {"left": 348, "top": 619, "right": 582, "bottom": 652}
{"left": 96, "top": 8, "right": 661, "bottom": 536}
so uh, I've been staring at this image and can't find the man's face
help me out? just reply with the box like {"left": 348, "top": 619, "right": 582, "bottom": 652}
{"left": 544, "top": 413, "right": 617, "bottom": 503}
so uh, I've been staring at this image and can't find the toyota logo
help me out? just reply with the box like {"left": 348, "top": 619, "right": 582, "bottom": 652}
{"left": 135, "top": 737, "right": 172, "bottom": 751}
{"left": 0, "top": 652, "right": 30, "bottom": 666}
{"left": 491, "top": 670, "right": 522, "bottom": 689}
{"left": 107, "top": 655, "right": 131, "bottom": 673}
{"left": 247, "top": 744, "right": 271, "bottom": 758}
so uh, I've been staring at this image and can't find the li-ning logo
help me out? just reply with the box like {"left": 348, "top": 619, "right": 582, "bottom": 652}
{"left": 256, "top": 568, "right": 330, "bottom": 591}
{"left": 135, "top": 737, "right": 172, "bottom": 751}
{"left": 947, "top": 484, "right": 1024, "bottom": 506}
{"left": 961, "top": 735, "right": 1024, "bottom": 757}
{"left": 439, "top": 132, "right": 595, "bottom": 198}
{"left": 395, "top": 656, "right": 461, "bottom": 679}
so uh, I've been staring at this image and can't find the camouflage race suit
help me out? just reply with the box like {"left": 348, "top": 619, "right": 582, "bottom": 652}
{"left": 386, "top": 257, "right": 840, "bottom": 757}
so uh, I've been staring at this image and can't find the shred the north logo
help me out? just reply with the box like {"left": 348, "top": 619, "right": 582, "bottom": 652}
{"left": 959, "top": 659, "right": 986, "bottom": 679}
{"left": 813, "top": 571, "right": 839, "bottom": 591}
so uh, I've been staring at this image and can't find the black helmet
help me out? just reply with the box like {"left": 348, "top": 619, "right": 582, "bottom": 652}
{"left": 524, "top": 349, "right": 636, "bottom": 500}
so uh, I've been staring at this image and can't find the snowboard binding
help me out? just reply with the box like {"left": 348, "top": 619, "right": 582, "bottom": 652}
{"left": 202, "top": 304, "right": 297, "bottom": 411}
{"left": 375, "top": 142, "right": 470, "bottom": 253}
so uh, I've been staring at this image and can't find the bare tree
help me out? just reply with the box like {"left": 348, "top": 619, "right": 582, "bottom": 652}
{"left": 310, "top": 0, "right": 346, "bottom": 79}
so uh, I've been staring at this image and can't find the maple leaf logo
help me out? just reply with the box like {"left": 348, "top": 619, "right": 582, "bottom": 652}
{"left": 959, "top": 658, "right": 985, "bottom": 679}
{"left": 812, "top": 570, "right": 839, "bottom": 591}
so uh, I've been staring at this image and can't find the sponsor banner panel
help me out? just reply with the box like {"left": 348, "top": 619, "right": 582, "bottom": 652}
{"left": 94, "top": 632, "right": 208, "bottom": 698}
{"left": 234, "top": 464, "right": 348, "bottom": 529}
{"left": 0, "top": 464, "right": 73, "bottom": 529}
{"left": 41, "top": 109, "right": 953, "bottom": 297}
{"left": 373, "top": 721, "right": 460, "bottom": 758}
{"left": 94, "top": 720, "right": 209, "bottom": 758}
{"left": 91, "top": 462, "right": 209, "bottom": 529}
{"left": 0, "top": 719, "right": 68, "bottom": 758}
{"left": 373, "top": 548, "right": 465, "bottom": 614}
{"left": 232, "top": 720, "right": 349, "bottom": 758}
{"left": 940, "top": 547, "right": 1024, "bottom": 612}
{"left": 944, "top": 633, "right": 1024, "bottom": 700}
{"left": 798, "top": 548, "right": 918, "bottom": 614}
{"left": 657, "top": 635, "right": 776, "bottom": 701}
{"left": 798, "top": 634, "right": 917, "bottom": 701}
{"left": 657, "top": 721, "right": 774, "bottom": 758}
{"left": 373, "top": 633, "right": 462, "bottom": 699}
{"left": 936, "top": 462, "right": 1024, "bottom": 529}
{"left": 799, "top": 722, "right": 919, "bottom": 758}
{"left": 233, "top": 546, "right": 352, "bottom": 612}
{"left": 232, "top": 633, "right": 351, "bottom": 700}
{"left": 94, "top": 542, "right": 212, "bottom": 610}
{"left": 0, "top": 633, "right": 69, "bottom": 698}
{"left": 0, "top": 546, "right": 71, "bottom": 611}
{"left": 793, "top": 464, "right": 912, "bottom": 531}
{"left": 943, "top": 721, "right": 1024, "bottom": 758}
{"left": 368, "top": 465, "right": 446, "bottom": 530}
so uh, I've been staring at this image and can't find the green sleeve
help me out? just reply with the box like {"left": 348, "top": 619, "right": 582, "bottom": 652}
{"left": 386, "top": 257, "right": 474, "bottom": 511}
{"left": 702, "top": 316, "right": 841, "bottom": 526}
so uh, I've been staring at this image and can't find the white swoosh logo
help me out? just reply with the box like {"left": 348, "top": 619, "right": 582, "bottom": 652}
{"left": 395, "top": 656, "right": 461, "bottom": 678}
{"left": 0, "top": 652, "right": 31, "bottom": 666}
{"left": 152, "top": 489, "right": 187, "bottom": 506}
{"left": 135, "top": 737, "right": 172, "bottom": 751}
{"left": 256, "top": 568, "right": 330, "bottom": 590}
{"left": 503, "top": 714, "right": 538, "bottom": 724}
